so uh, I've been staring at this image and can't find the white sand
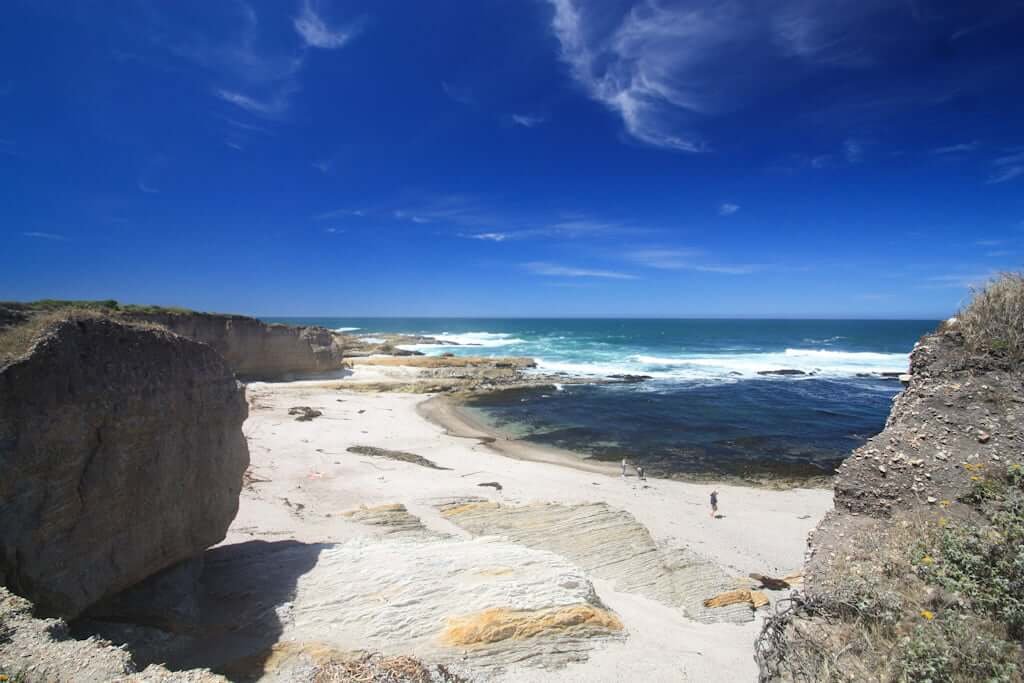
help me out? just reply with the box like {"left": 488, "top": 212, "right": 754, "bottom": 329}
{"left": 231, "top": 381, "right": 833, "bottom": 682}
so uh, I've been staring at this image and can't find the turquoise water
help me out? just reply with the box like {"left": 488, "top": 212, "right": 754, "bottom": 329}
{"left": 267, "top": 318, "right": 938, "bottom": 477}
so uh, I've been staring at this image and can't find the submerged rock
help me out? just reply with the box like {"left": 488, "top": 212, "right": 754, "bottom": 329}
{"left": 0, "top": 315, "right": 249, "bottom": 617}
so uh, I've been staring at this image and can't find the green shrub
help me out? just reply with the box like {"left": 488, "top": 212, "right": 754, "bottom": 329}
{"left": 897, "top": 615, "right": 1019, "bottom": 682}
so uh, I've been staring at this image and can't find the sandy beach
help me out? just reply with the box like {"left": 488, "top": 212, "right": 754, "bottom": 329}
{"left": 223, "top": 377, "right": 834, "bottom": 681}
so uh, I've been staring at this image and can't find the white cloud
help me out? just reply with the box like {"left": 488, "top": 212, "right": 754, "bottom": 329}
{"left": 987, "top": 150, "right": 1024, "bottom": 184}
{"left": 215, "top": 87, "right": 293, "bottom": 117}
{"left": 925, "top": 272, "right": 996, "bottom": 289}
{"left": 293, "top": 0, "right": 358, "bottom": 49}
{"left": 624, "top": 248, "right": 757, "bottom": 274}
{"left": 466, "top": 232, "right": 511, "bottom": 242}
{"left": 324, "top": 227, "right": 342, "bottom": 234}
{"left": 312, "top": 159, "right": 333, "bottom": 174}
{"left": 545, "top": 1, "right": 999, "bottom": 152}
{"left": 932, "top": 141, "right": 980, "bottom": 155}
{"left": 22, "top": 231, "right": 64, "bottom": 240}
{"left": 843, "top": 138, "right": 864, "bottom": 163}
{"left": 525, "top": 261, "right": 638, "bottom": 279}
{"left": 511, "top": 114, "right": 546, "bottom": 127}
{"left": 137, "top": 180, "right": 160, "bottom": 194}
{"left": 719, "top": 202, "right": 740, "bottom": 216}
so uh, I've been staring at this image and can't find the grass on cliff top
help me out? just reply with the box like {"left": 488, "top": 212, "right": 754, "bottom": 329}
{"left": 958, "top": 272, "right": 1024, "bottom": 363}
{"left": 3, "top": 299, "right": 195, "bottom": 315}
{"left": 0, "top": 307, "right": 168, "bottom": 366}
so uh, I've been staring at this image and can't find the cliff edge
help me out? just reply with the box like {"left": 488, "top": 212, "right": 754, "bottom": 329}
{"left": 758, "top": 275, "right": 1024, "bottom": 681}
{"left": 0, "top": 302, "right": 346, "bottom": 380}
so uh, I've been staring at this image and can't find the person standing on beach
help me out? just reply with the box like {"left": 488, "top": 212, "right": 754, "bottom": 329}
{"left": 709, "top": 490, "right": 719, "bottom": 518}
{"left": 636, "top": 465, "right": 646, "bottom": 481}
{"left": 621, "top": 458, "right": 629, "bottom": 477}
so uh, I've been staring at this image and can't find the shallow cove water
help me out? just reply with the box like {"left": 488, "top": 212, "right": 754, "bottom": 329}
{"left": 267, "top": 318, "right": 937, "bottom": 479}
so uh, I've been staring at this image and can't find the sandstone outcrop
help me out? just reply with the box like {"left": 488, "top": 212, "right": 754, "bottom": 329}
{"left": 0, "top": 315, "right": 249, "bottom": 617}
{"left": 125, "top": 312, "right": 344, "bottom": 380}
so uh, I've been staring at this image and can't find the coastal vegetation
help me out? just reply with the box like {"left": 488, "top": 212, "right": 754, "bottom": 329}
{"left": 959, "top": 272, "right": 1024, "bottom": 363}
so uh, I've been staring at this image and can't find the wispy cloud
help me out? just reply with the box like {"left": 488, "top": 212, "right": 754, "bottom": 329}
{"left": 925, "top": 272, "right": 996, "bottom": 289}
{"left": 975, "top": 239, "right": 1005, "bottom": 247}
{"left": 224, "top": 140, "right": 245, "bottom": 151}
{"left": 843, "top": 138, "right": 864, "bottom": 164}
{"left": 215, "top": 87, "right": 294, "bottom": 117}
{"left": 442, "top": 81, "right": 475, "bottom": 106}
{"left": 293, "top": 0, "right": 359, "bottom": 49}
{"left": 545, "top": 1, "right": 1007, "bottom": 153}
{"left": 137, "top": 181, "right": 160, "bottom": 194}
{"left": 525, "top": 261, "right": 638, "bottom": 279}
{"left": 315, "top": 208, "right": 366, "bottom": 219}
{"left": 394, "top": 210, "right": 431, "bottom": 224}
{"left": 23, "top": 231, "right": 64, "bottom": 240}
{"left": 312, "top": 159, "right": 333, "bottom": 174}
{"left": 511, "top": 113, "right": 546, "bottom": 128}
{"left": 719, "top": 202, "right": 740, "bottom": 216}
{"left": 987, "top": 150, "right": 1024, "bottom": 184}
{"left": 932, "top": 141, "right": 980, "bottom": 155}
{"left": 465, "top": 232, "right": 511, "bottom": 242}
{"left": 624, "top": 248, "right": 758, "bottom": 274}
{"left": 160, "top": 1, "right": 359, "bottom": 119}
{"left": 324, "top": 227, "right": 342, "bottom": 234}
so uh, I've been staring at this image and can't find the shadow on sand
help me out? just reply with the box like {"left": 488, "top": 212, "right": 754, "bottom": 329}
{"left": 74, "top": 540, "right": 327, "bottom": 681}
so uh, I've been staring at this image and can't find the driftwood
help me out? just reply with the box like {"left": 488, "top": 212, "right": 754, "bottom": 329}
{"left": 477, "top": 481, "right": 503, "bottom": 491}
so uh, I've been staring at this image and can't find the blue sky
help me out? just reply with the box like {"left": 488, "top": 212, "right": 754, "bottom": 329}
{"left": 2, "top": 0, "right": 1023, "bottom": 318}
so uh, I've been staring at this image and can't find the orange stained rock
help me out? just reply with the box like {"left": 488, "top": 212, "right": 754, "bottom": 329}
{"left": 440, "top": 604, "right": 624, "bottom": 647}
{"left": 702, "top": 589, "right": 769, "bottom": 609}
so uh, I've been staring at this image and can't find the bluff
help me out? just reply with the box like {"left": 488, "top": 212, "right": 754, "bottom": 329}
{"left": 0, "top": 314, "right": 249, "bottom": 617}
{"left": 758, "top": 301, "right": 1024, "bottom": 679}
{"left": 122, "top": 311, "right": 344, "bottom": 380}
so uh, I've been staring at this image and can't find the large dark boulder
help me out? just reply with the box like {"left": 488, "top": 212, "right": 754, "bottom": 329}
{"left": 0, "top": 315, "right": 249, "bottom": 617}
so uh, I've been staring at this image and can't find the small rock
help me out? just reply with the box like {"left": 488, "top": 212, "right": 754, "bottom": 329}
{"left": 927, "top": 496, "right": 937, "bottom": 504}
{"left": 977, "top": 431, "right": 991, "bottom": 443}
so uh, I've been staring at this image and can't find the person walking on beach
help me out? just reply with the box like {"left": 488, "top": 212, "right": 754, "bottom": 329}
{"left": 636, "top": 465, "right": 646, "bottom": 481}
{"left": 709, "top": 490, "right": 719, "bottom": 518}
{"left": 621, "top": 458, "right": 629, "bottom": 477}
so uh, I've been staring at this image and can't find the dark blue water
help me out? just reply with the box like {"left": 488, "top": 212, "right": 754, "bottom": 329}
{"left": 266, "top": 318, "right": 937, "bottom": 479}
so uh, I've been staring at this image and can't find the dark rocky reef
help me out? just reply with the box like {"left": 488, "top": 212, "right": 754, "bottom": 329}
{"left": 0, "top": 315, "right": 249, "bottom": 618}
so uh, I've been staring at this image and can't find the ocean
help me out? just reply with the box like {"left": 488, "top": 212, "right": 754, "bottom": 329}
{"left": 267, "top": 318, "right": 938, "bottom": 480}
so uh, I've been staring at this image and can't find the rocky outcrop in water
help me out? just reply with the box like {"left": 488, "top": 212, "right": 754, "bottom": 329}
{"left": 0, "top": 315, "right": 249, "bottom": 617}
{"left": 125, "top": 312, "right": 344, "bottom": 380}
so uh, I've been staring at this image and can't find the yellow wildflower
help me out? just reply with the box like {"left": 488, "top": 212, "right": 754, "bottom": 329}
{"left": 920, "top": 555, "right": 935, "bottom": 566}
{"left": 920, "top": 610, "right": 935, "bottom": 621}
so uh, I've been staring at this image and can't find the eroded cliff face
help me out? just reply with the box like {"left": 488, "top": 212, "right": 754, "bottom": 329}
{"left": 125, "top": 312, "right": 344, "bottom": 380}
{"left": 758, "top": 323, "right": 1024, "bottom": 680}
{"left": 0, "top": 315, "right": 249, "bottom": 617}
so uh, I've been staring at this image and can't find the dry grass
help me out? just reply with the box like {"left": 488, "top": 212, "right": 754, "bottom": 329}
{"left": 0, "top": 308, "right": 101, "bottom": 365}
{"left": 958, "top": 272, "right": 1024, "bottom": 362}
{"left": 0, "top": 307, "right": 169, "bottom": 366}
{"left": 312, "top": 653, "right": 468, "bottom": 683}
